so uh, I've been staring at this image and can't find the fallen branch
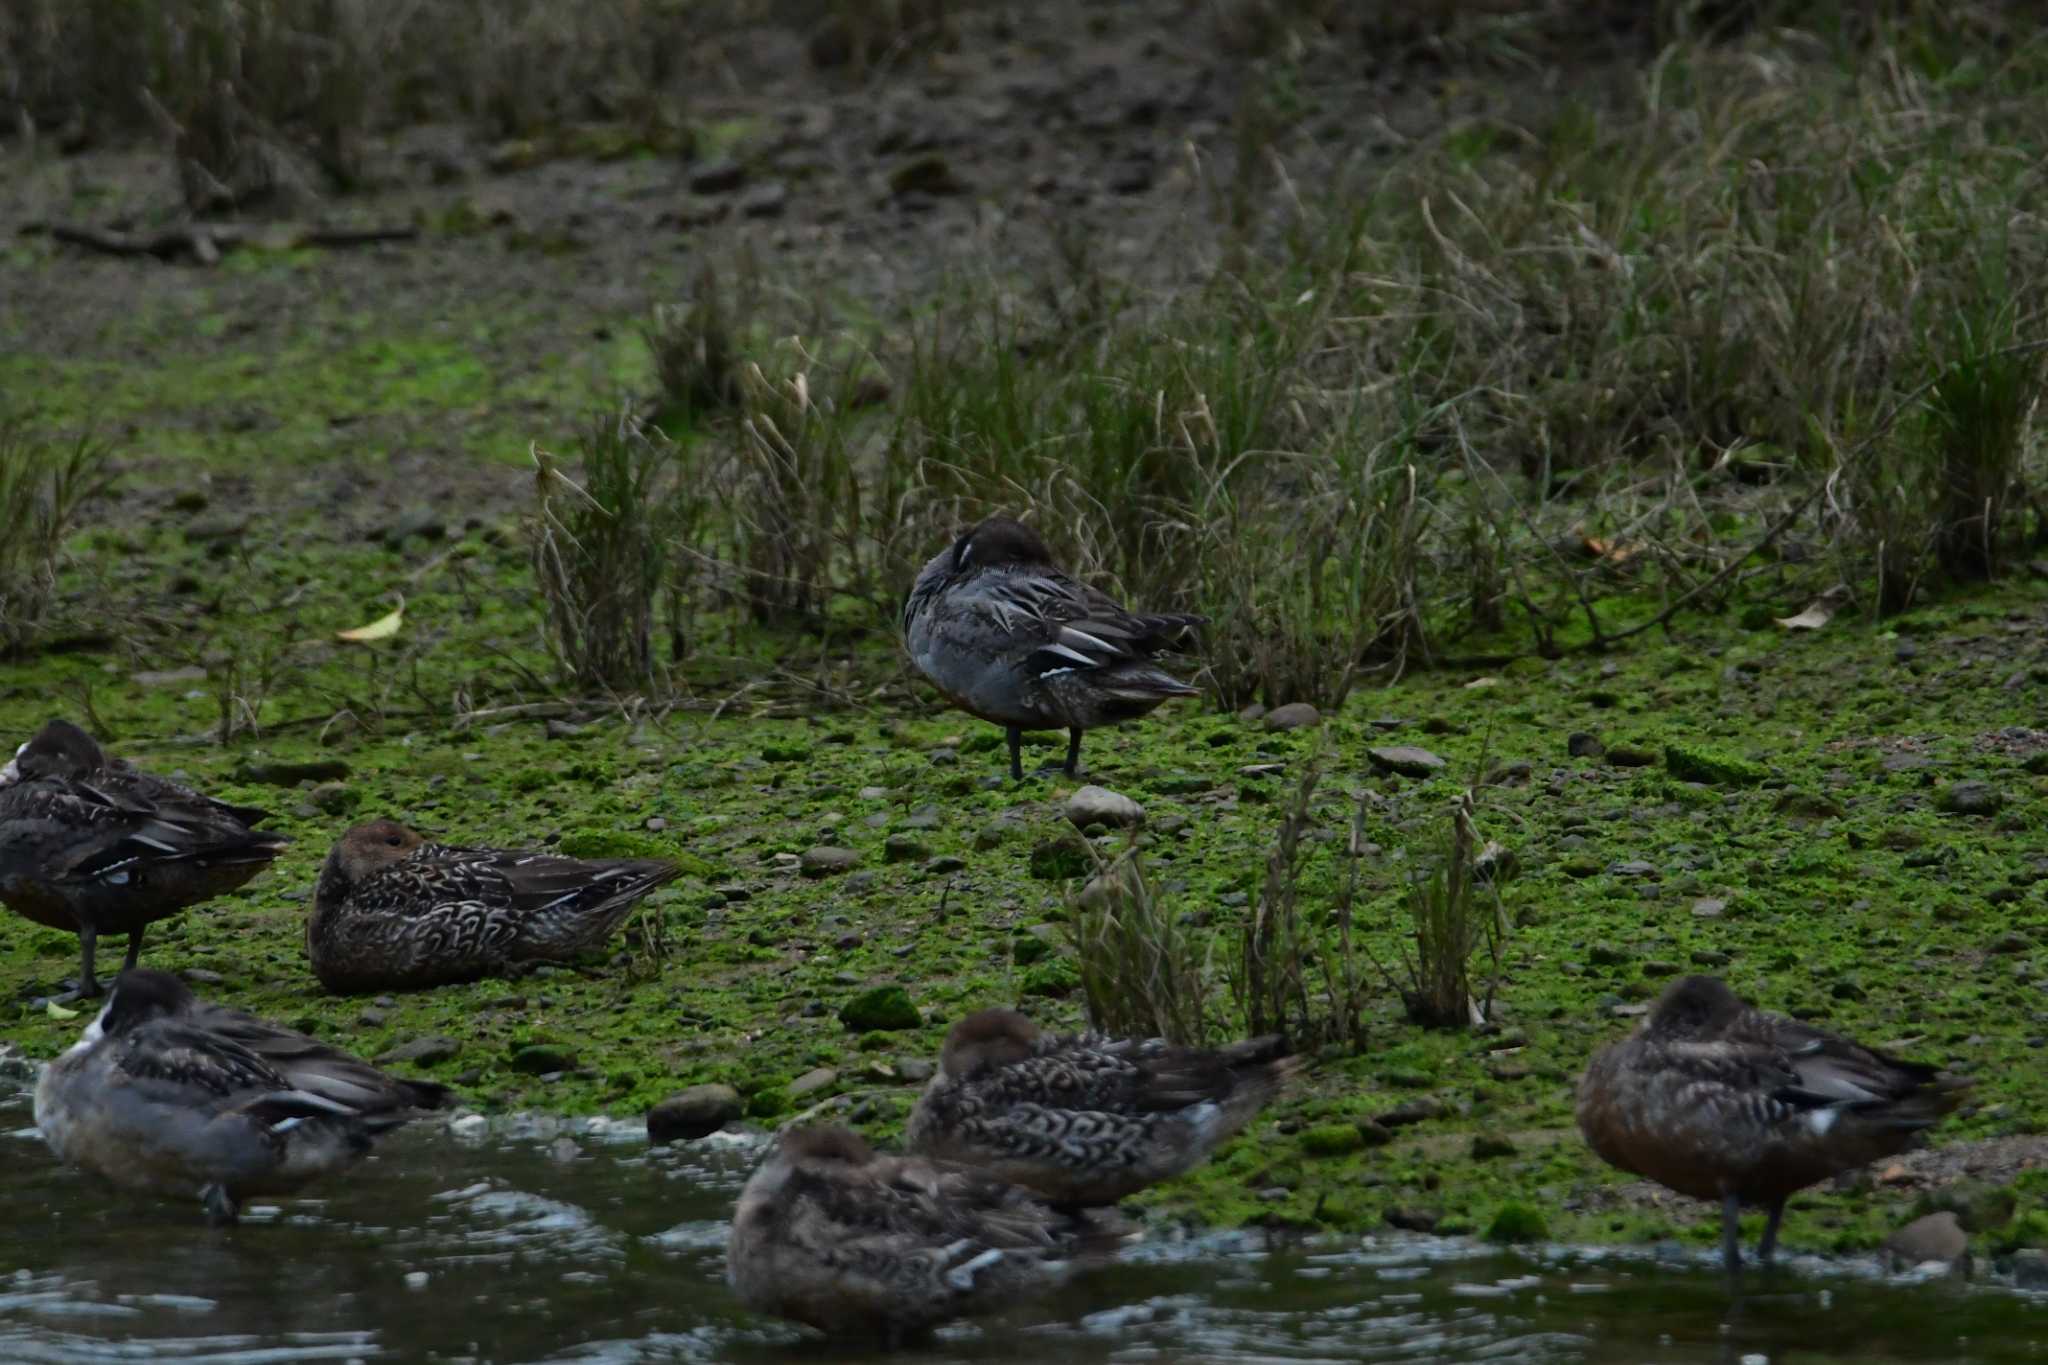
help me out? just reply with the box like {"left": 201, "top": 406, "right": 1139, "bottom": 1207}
{"left": 25, "top": 221, "right": 419, "bottom": 264}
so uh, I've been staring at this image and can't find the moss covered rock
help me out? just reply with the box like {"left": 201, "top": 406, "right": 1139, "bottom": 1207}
{"left": 1664, "top": 742, "right": 1769, "bottom": 785}
{"left": 1300, "top": 1124, "right": 1365, "bottom": 1157}
{"left": 839, "top": 986, "right": 921, "bottom": 1033}
{"left": 1486, "top": 1203, "right": 1548, "bottom": 1243}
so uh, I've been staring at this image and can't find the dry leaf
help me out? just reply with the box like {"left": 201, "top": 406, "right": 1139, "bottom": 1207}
{"left": 1581, "top": 534, "right": 1642, "bottom": 565}
{"left": 45, "top": 999, "right": 79, "bottom": 1020}
{"left": 338, "top": 597, "right": 405, "bottom": 642}
{"left": 1462, "top": 676, "right": 1500, "bottom": 690}
{"left": 1775, "top": 589, "right": 1844, "bottom": 631}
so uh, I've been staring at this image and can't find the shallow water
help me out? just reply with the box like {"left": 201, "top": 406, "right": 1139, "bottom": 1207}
{"left": 3, "top": 1090, "right": 2046, "bottom": 1365}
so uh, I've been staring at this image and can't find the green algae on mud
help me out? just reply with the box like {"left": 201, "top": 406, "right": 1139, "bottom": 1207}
{"left": 1, "top": 484, "right": 2044, "bottom": 1259}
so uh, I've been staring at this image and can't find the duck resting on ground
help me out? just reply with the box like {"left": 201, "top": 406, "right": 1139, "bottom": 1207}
{"left": 726, "top": 1125, "right": 1130, "bottom": 1345}
{"left": 1576, "top": 973, "right": 1972, "bottom": 1277}
{"left": 306, "top": 818, "right": 683, "bottom": 992}
{"left": 34, "top": 969, "right": 452, "bottom": 1224}
{"left": 0, "top": 719, "right": 288, "bottom": 1000}
{"left": 905, "top": 1007, "right": 1299, "bottom": 1206}
{"left": 902, "top": 518, "right": 1205, "bottom": 782}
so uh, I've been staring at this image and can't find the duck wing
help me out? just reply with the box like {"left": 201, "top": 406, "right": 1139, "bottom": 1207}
{"left": 359, "top": 843, "right": 680, "bottom": 956}
{"left": 27, "top": 772, "right": 285, "bottom": 887}
{"left": 965, "top": 566, "right": 1203, "bottom": 677}
{"left": 190, "top": 1002, "right": 454, "bottom": 1114}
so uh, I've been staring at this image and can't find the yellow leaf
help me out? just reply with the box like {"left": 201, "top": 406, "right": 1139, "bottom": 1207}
{"left": 338, "top": 598, "right": 404, "bottom": 642}
{"left": 45, "top": 999, "right": 79, "bottom": 1020}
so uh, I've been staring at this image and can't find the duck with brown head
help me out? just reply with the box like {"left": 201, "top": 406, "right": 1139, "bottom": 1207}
{"left": 905, "top": 1007, "right": 1300, "bottom": 1206}
{"left": 727, "top": 1123, "right": 1129, "bottom": 1345}
{"left": 1577, "top": 973, "right": 1972, "bottom": 1279}
{"left": 902, "top": 518, "right": 1205, "bottom": 781}
{"left": 0, "top": 719, "right": 287, "bottom": 1000}
{"left": 306, "top": 818, "right": 682, "bottom": 992}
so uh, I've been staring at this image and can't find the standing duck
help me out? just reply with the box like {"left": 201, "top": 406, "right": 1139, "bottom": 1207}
{"left": 306, "top": 818, "right": 682, "bottom": 992}
{"left": 905, "top": 1008, "right": 1299, "bottom": 1206}
{"left": 902, "top": 518, "right": 1204, "bottom": 781}
{"left": 1576, "top": 974, "right": 1972, "bottom": 1276}
{"left": 727, "top": 1125, "right": 1129, "bottom": 1345}
{"left": 35, "top": 969, "right": 451, "bottom": 1224}
{"left": 0, "top": 719, "right": 288, "bottom": 999}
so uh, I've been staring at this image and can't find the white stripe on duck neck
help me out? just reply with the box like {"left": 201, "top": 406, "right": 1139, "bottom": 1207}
{"left": 0, "top": 740, "right": 25, "bottom": 785}
{"left": 65, "top": 1001, "right": 114, "bottom": 1057}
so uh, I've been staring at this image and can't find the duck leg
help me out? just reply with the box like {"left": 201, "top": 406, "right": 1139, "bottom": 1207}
{"left": 1757, "top": 1196, "right": 1787, "bottom": 1266}
{"left": 1063, "top": 727, "right": 1083, "bottom": 777}
{"left": 1006, "top": 727, "right": 1025, "bottom": 783}
{"left": 1720, "top": 1191, "right": 1744, "bottom": 1280}
{"left": 122, "top": 927, "right": 146, "bottom": 973}
{"left": 73, "top": 925, "right": 104, "bottom": 1000}
{"left": 201, "top": 1183, "right": 241, "bottom": 1227}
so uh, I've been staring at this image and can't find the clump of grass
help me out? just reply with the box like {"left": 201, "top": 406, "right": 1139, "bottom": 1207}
{"left": 529, "top": 411, "right": 678, "bottom": 692}
{"left": 1928, "top": 316, "right": 2038, "bottom": 585}
{"left": 0, "top": 421, "right": 114, "bottom": 658}
{"left": 1065, "top": 846, "right": 1214, "bottom": 1047}
{"left": 643, "top": 267, "right": 743, "bottom": 427}
{"left": 1231, "top": 754, "right": 1372, "bottom": 1050}
{"left": 1371, "top": 790, "right": 1507, "bottom": 1030}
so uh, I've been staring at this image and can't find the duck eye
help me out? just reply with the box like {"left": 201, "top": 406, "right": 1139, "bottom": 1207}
{"left": 385, "top": 834, "right": 402, "bottom": 847}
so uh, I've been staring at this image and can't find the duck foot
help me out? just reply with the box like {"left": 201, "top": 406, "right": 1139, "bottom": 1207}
{"left": 31, "top": 980, "right": 99, "bottom": 1008}
{"left": 201, "top": 1184, "right": 241, "bottom": 1227}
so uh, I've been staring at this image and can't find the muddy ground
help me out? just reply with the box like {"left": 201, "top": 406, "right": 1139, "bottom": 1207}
{"left": 4, "top": 1, "right": 2048, "bottom": 1263}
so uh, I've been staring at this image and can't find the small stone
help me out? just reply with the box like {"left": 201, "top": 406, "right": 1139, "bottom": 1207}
{"left": 896, "top": 1058, "right": 935, "bottom": 1084}
{"left": 687, "top": 157, "right": 746, "bottom": 194}
{"left": 1384, "top": 1207, "right": 1439, "bottom": 1233}
{"left": 1065, "top": 785, "right": 1144, "bottom": 829}
{"left": 1588, "top": 944, "right": 1632, "bottom": 966}
{"left": 376, "top": 1036, "right": 460, "bottom": 1066}
{"left": 1940, "top": 781, "right": 2004, "bottom": 816}
{"left": 132, "top": 665, "right": 208, "bottom": 688}
{"left": 1299, "top": 1124, "right": 1364, "bottom": 1157}
{"left": 1237, "top": 703, "right": 1268, "bottom": 724}
{"left": 928, "top": 856, "right": 966, "bottom": 874}
{"left": 737, "top": 182, "right": 787, "bottom": 218}
{"left": 307, "top": 781, "right": 357, "bottom": 815}
{"left": 883, "top": 833, "right": 930, "bottom": 863}
{"left": 2013, "top": 1249, "right": 2048, "bottom": 1290}
{"left": 182, "top": 968, "right": 225, "bottom": 986}
{"left": 510, "top": 1045, "right": 576, "bottom": 1075}
{"left": 1375, "top": 1097, "right": 1445, "bottom": 1128}
{"left": 1611, "top": 860, "right": 1658, "bottom": 878}
{"left": 544, "top": 719, "right": 583, "bottom": 741}
{"left": 1885, "top": 1211, "right": 1968, "bottom": 1267}
{"left": 357, "top": 1009, "right": 388, "bottom": 1028}
{"left": 889, "top": 153, "right": 966, "bottom": 196}
{"left": 839, "top": 986, "right": 921, "bottom": 1033}
{"left": 646, "top": 1083, "right": 742, "bottom": 1142}
{"left": 1605, "top": 744, "right": 1657, "bottom": 767}
{"left": 1567, "top": 732, "right": 1606, "bottom": 759}
{"left": 236, "top": 758, "right": 351, "bottom": 785}
{"left": 1263, "top": 703, "right": 1322, "bottom": 731}
{"left": 404, "top": 1270, "right": 430, "bottom": 1290}
{"left": 801, "top": 846, "right": 861, "bottom": 877}
{"left": 1692, "top": 897, "right": 1727, "bottom": 918}
{"left": 1367, "top": 745, "right": 1446, "bottom": 778}
{"left": 1470, "top": 1133, "right": 1516, "bottom": 1160}
{"left": 787, "top": 1067, "right": 838, "bottom": 1099}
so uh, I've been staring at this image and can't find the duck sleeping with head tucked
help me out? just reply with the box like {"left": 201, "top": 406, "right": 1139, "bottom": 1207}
{"left": 0, "top": 719, "right": 287, "bottom": 1000}
{"left": 902, "top": 518, "right": 1205, "bottom": 782}
{"left": 35, "top": 969, "right": 451, "bottom": 1225}
{"left": 307, "top": 818, "right": 682, "bottom": 992}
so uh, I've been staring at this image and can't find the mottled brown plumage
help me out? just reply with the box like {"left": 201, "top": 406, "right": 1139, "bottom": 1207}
{"left": 727, "top": 1125, "right": 1129, "bottom": 1344}
{"left": 1577, "top": 974, "right": 1971, "bottom": 1275}
{"left": 0, "top": 719, "right": 287, "bottom": 998}
{"left": 35, "top": 970, "right": 450, "bottom": 1224}
{"left": 902, "top": 519, "right": 1204, "bottom": 781}
{"left": 905, "top": 1008, "right": 1298, "bottom": 1206}
{"left": 307, "top": 819, "right": 682, "bottom": 993}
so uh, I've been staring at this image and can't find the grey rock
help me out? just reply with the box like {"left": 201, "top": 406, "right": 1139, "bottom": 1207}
{"left": 1940, "top": 781, "right": 2004, "bottom": 816}
{"left": 896, "top": 1058, "right": 935, "bottom": 1084}
{"left": 1237, "top": 703, "right": 1267, "bottom": 724}
{"left": 2014, "top": 1249, "right": 2048, "bottom": 1290}
{"left": 1886, "top": 1211, "right": 1968, "bottom": 1268}
{"left": 646, "top": 1083, "right": 742, "bottom": 1142}
{"left": 801, "top": 846, "right": 861, "bottom": 877}
{"left": 1375, "top": 1097, "right": 1445, "bottom": 1127}
{"left": 183, "top": 968, "right": 225, "bottom": 986}
{"left": 132, "top": 665, "right": 208, "bottom": 688}
{"left": 1692, "top": 897, "right": 1727, "bottom": 918}
{"left": 1567, "top": 731, "right": 1605, "bottom": 759}
{"left": 688, "top": 157, "right": 746, "bottom": 194}
{"left": 1367, "top": 745, "right": 1446, "bottom": 778}
{"left": 376, "top": 1036, "right": 461, "bottom": 1066}
{"left": 737, "top": 182, "right": 787, "bottom": 218}
{"left": 787, "top": 1067, "right": 839, "bottom": 1100}
{"left": 1066, "top": 785, "right": 1144, "bottom": 829}
{"left": 883, "top": 833, "right": 930, "bottom": 863}
{"left": 510, "top": 1045, "right": 577, "bottom": 1075}
{"left": 1263, "top": 702, "right": 1322, "bottom": 731}
{"left": 307, "top": 781, "right": 356, "bottom": 815}
{"left": 928, "top": 855, "right": 966, "bottom": 875}
{"left": 1606, "top": 744, "right": 1658, "bottom": 767}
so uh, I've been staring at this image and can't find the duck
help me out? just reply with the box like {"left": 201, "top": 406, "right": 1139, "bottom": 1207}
{"left": 1576, "top": 973, "right": 1972, "bottom": 1276}
{"left": 306, "top": 818, "right": 682, "bottom": 992}
{"left": 902, "top": 518, "right": 1204, "bottom": 782}
{"left": 0, "top": 719, "right": 288, "bottom": 1000}
{"left": 905, "top": 1008, "right": 1299, "bottom": 1206}
{"left": 34, "top": 968, "right": 452, "bottom": 1224}
{"left": 726, "top": 1125, "right": 1129, "bottom": 1345}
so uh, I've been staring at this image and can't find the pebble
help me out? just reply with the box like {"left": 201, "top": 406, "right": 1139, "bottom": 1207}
{"left": 376, "top": 1036, "right": 460, "bottom": 1066}
{"left": 1885, "top": 1211, "right": 1968, "bottom": 1268}
{"left": 1940, "top": 780, "right": 2004, "bottom": 816}
{"left": 883, "top": 833, "right": 930, "bottom": 863}
{"left": 1367, "top": 745, "right": 1446, "bottom": 778}
{"left": 646, "top": 1084, "right": 742, "bottom": 1143}
{"left": 1567, "top": 731, "right": 1605, "bottom": 758}
{"left": 404, "top": 1271, "right": 430, "bottom": 1291}
{"left": 1263, "top": 702, "right": 1322, "bottom": 731}
{"left": 800, "top": 846, "right": 860, "bottom": 877}
{"left": 787, "top": 1067, "right": 838, "bottom": 1099}
{"left": 1691, "top": 897, "right": 1727, "bottom": 918}
{"left": 1065, "top": 785, "right": 1144, "bottom": 828}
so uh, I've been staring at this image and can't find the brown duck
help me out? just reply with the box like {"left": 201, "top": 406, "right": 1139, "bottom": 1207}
{"left": 0, "top": 719, "right": 287, "bottom": 999}
{"left": 306, "top": 819, "right": 681, "bottom": 992}
{"left": 905, "top": 1008, "right": 1299, "bottom": 1206}
{"left": 726, "top": 1125, "right": 1128, "bottom": 1345}
{"left": 902, "top": 518, "right": 1204, "bottom": 781}
{"left": 1577, "top": 974, "right": 1972, "bottom": 1275}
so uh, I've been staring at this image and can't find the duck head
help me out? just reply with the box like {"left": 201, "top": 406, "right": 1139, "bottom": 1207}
{"left": 1644, "top": 974, "right": 1747, "bottom": 1041}
{"left": 779, "top": 1125, "right": 877, "bottom": 1166}
{"left": 948, "top": 518, "right": 1054, "bottom": 575}
{"left": 940, "top": 1007, "right": 1042, "bottom": 1078}
{"left": 321, "top": 819, "right": 427, "bottom": 895}
{"left": 4, "top": 719, "right": 107, "bottom": 784}
{"left": 67, "top": 968, "right": 198, "bottom": 1054}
